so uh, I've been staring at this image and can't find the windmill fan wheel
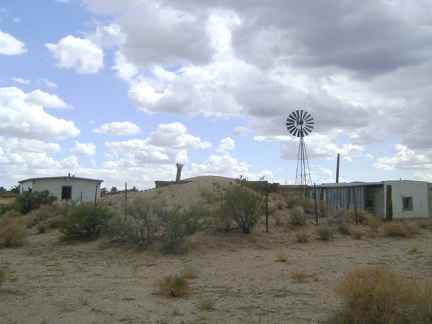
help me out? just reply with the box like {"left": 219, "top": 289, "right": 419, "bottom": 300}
{"left": 286, "top": 110, "right": 314, "bottom": 137}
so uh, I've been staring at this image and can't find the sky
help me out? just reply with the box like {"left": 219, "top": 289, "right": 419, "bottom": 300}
{"left": 0, "top": 0, "right": 431, "bottom": 191}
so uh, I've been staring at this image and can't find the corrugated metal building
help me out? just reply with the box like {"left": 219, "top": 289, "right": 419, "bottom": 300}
{"left": 314, "top": 180, "right": 432, "bottom": 220}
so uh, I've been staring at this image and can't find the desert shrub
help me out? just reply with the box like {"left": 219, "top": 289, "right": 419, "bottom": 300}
{"left": 217, "top": 183, "right": 265, "bottom": 234}
{"left": 368, "top": 217, "right": 383, "bottom": 232}
{"left": 291, "top": 271, "right": 308, "bottom": 282}
{"left": 23, "top": 204, "right": 61, "bottom": 229}
{"left": 14, "top": 190, "right": 57, "bottom": 214}
{"left": 156, "top": 274, "right": 189, "bottom": 297}
{"left": 59, "top": 202, "right": 113, "bottom": 239}
{"left": 273, "top": 213, "right": 283, "bottom": 225}
{"left": 181, "top": 264, "right": 199, "bottom": 279}
{"left": 296, "top": 228, "right": 310, "bottom": 243}
{"left": 316, "top": 226, "right": 335, "bottom": 241}
{"left": 330, "top": 266, "right": 432, "bottom": 323}
{"left": 164, "top": 204, "right": 207, "bottom": 252}
{"left": 0, "top": 220, "right": 26, "bottom": 247}
{"left": 337, "top": 220, "right": 351, "bottom": 235}
{"left": 275, "top": 249, "right": 288, "bottom": 262}
{"left": 351, "top": 229, "right": 364, "bottom": 239}
{"left": 0, "top": 264, "right": 7, "bottom": 286}
{"left": 123, "top": 198, "right": 165, "bottom": 246}
{"left": 197, "top": 296, "right": 216, "bottom": 311}
{"left": 290, "top": 206, "right": 308, "bottom": 226}
{"left": 285, "top": 196, "right": 316, "bottom": 213}
{"left": 382, "top": 220, "right": 419, "bottom": 238}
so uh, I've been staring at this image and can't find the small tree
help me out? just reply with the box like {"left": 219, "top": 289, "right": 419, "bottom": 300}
{"left": 219, "top": 182, "right": 266, "bottom": 234}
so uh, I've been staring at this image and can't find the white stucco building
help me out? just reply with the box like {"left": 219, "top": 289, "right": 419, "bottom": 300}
{"left": 18, "top": 174, "right": 103, "bottom": 203}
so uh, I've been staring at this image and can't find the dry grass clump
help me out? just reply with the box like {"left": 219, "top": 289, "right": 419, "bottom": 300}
{"left": 0, "top": 264, "right": 6, "bottom": 286}
{"left": 382, "top": 220, "right": 419, "bottom": 238}
{"left": 316, "top": 226, "right": 335, "bottom": 241}
{"left": 330, "top": 266, "right": 432, "bottom": 323}
{"left": 156, "top": 274, "right": 189, "bottom": 297}
{"left": 295, "top": 228, "right": 310, "bottom": 243}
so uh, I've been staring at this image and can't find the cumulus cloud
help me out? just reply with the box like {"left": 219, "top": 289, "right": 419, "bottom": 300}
{"left": 216, "top": 137, "right": 235, "bottom": 153}
{"left": 27, "top": 89, "right": 72, "bottom": 109}
{"left": 45, "top": 35, "right": 104, "bottom": 74}
{"left": 12, "top": 77, "right": 30, "bottom": 84}
{"left": 93, "top": 121, "right": 141, "bottom": 136}
{"left": 72, "top": 141, "right": 96, "bottom": 156}
{"left": 374, "top": 144, "right": 432, "bottom": 170}
{"left": 0, "top": 29, "right": 27, "bottom": 55}
{"left": 0, "top": 87, "right": 80, "bottom": 139}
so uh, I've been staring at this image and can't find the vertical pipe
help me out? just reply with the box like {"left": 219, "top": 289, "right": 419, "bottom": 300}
{"left": 336, "top": 153, "right": 340, "bottom": 183}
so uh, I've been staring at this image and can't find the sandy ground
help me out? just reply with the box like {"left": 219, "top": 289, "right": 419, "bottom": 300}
{"left": 1, "top": 177, "right": 431, "bottom": 324}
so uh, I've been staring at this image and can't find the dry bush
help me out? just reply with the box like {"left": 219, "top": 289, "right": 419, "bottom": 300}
{"left": 196, "top": 296, "right": 216, "bottom": 311}
{"left": 23, "top": 204, "right": 60, "bottom": 228}
{"left": 156, "top": 274, "right": 189, "bottom": 297}
{"left": 0, "top": 265, "right": 6, "bottom": 286}
{"left": 275, "top": 249, "right": 288, "bottom": 262}
{"left": 291, "top": 271, "right": 308, "bottom": 282}
{"left": 382, "top": 220, "right": 419, "bottom": 238}
{"left": 296, "top": 228, "right": 310, "bottom": 243}
{"left": 290, "top": 206, "right": 308, "bottom": 226}
{"left": 368, "top": 217, "right": 383, "bottom": 232}
{"left": 0, "top": 219, "right": 26, "bottom": 247}
{"left": 351, "top": 229, "right": 364, "bottom": 240}
{"left": 331, "top": 266, "right": 432, "bottom": 323}
{"left": 285, "top": 196, "right": 316, "bottom": 213}
{"left": 273, "top": 213, "right": 283, "bottom": 225}
{"left": 316, "top": 226, "right": 335, "bottom": 241}
{"left": 181, "top": 264, "right": 199, "bottom": 279}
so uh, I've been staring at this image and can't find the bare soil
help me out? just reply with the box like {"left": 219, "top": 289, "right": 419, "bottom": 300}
{"left": 1, "top": 176, "right": 431, "bottom": 323}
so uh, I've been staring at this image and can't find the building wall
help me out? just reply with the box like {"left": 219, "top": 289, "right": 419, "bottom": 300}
{"left": 20, "top": 178, "right": 101, "bottom": 203}
{"left": 385, "top": 181, "right": 430, "bottom": 219}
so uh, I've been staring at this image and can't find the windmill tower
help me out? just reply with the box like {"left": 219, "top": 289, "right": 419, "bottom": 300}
{"left": 286, "top": 110, "right": 314, "bottom": 186}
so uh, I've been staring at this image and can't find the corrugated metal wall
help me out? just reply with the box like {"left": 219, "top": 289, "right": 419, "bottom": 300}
{"left": 316, "top": 186, "right": 365, "bottom": 214}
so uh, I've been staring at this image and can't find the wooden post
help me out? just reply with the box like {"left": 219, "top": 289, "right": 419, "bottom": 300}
{"left": 265, "top": 188, "right": 269, "bottom": 232}
{"left": 386, "top": 185, "right": 393, "bottom": 221}
{"left": 314, "top": 183, "right": 318, "bottom": 226}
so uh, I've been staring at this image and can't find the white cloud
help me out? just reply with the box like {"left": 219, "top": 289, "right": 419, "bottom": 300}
{"left": 12, "top": 77, "right": 30, "bottom": 84}
{"left": 0, "top": 87, "right": 80, "bottom": 139}
{"left": 190, "top": 153, "right": 249, "bottom": 176}
{"left": 93, "top": 121, "right": 141, "bottom": 136}
{"left": 72, "top": 141, "right": 96, "bottom": 156}
{"left": 216, "top": 137, "right": 235, "bottom": 153}
{"left": 0, "top": 29, "right": 27, "bottom": 55}
{"left": 113, "top": 51, "right": 138, "bottom": 81}
{"left": 374, "top": 144, "right": 432, "bottom": 170}
{"left": 45, "top": 35, "right": 104, "bottom": 74}
{"left": 27, "top": 89, "right": 72, "bottom": 109}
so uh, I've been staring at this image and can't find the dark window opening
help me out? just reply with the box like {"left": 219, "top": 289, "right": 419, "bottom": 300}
{"left": 402, "top": 196, "right": 413, "bottom": 211}
{"left": 62, "top": 186, "right": 72, "bottom": 200}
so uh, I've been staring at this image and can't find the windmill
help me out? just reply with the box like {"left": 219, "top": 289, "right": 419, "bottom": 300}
{"left": 286, "top": 110, "right": 314, "bottom": 186}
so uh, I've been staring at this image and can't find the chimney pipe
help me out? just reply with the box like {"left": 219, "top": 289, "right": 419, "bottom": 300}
{"left": 336, "top": 153, "right": 340, "bottom": 183}
{"left": 176, "top": 163, "right": 184, "bottom": 183}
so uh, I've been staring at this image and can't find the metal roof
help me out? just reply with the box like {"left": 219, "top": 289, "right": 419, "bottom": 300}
{"left": 18, "top": 176, "right": 103, "bottom": 184}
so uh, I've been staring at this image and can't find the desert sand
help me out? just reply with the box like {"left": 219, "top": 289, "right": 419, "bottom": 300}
{"left": 1, "top": 176, "right": 431, "bottom": 323}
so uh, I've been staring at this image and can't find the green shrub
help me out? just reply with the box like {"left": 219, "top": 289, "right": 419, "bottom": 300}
{"left": 290, "top": 206, "right": 308, "bottom": 226}
{"left": 316, "top": 226, "right": 335, "bottom": 241}
{"left": 0, "top": 220, "right": 26, "bottom": 247}
{"left": 156, "top": 274, "right": 189, "bottom": 297}
{"left": 164, "top": 204, "right": 207, "bottom": 252}
{"left": 217, "top": 183, "right": 265, "bottom": 234}
{"left": 119, "top": 198, "right": 165, "bottom": 246}
{"left": 383, "top": 220, "right": 419, "bottom": 238}
{"left": 330, "top": 266, "right": 432, "bottom": 323}
{"left": 59, "top": 202, "right": 113, "bottom": 239}
{"left": 14, "top": 190, "right": 57, "bottom": 214}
